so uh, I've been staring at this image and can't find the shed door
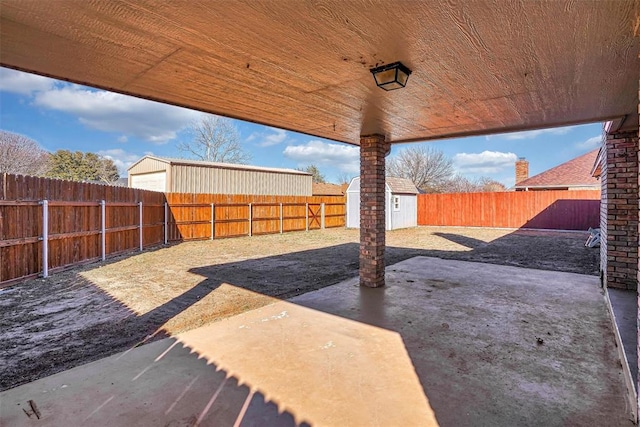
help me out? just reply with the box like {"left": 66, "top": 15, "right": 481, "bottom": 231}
{"left": 131, "top": 171, "right": 166, "bottom": 192}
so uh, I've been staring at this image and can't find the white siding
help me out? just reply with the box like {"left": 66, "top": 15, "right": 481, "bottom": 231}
{"left": 128, "top": 158, "right": 169, "bottom": 175}
{"left": 130, "top": 171, "right": 167, "bottom": 192}
{"left": 390, "top": 194, "right": 417, "bottom": 229}
{"left": 347, "top": 177, "right": 417, "bottom": 230}
{"left": 346, "top": 178, "right": 360, "bottom": 228}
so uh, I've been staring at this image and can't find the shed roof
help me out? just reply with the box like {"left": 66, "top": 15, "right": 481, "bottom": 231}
{"left": 386, "top": 177, "right": 420, "bottom": 194}
{"left": 514, "top": 149, "right": 600, "bottom": 189}
{"left": 128, "top": 155, "right": 310, "bottom": 176}
{"left": 1, "top": 2, "right": 637, "bottom": 145}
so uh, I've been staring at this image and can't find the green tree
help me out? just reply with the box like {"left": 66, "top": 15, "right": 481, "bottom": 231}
{"left": 298, "top": 164, "right": 326, "bottom": 183}
{"left": 47, "top": 150, "right": 119, "bottom": 183}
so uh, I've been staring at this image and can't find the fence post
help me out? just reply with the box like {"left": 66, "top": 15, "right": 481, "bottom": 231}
{"left": 41, "top": 199, "right": 48, "bottom": 278}
{"left": 139, "top": 201, "right": 143, "bottom": 251}
{"left": 305, "top": 202, "right": 309, "bottom": 231}
{"left": 100, "top": 200, "right": 106, "bottom": 261}
{"left": 248, "top": 203, "right": 252, "bottom": 237}
{"left": 279, "top": 203, "right": 283, "bottom": 234}
{"left": 321, "top": 203, "right": 325, "bottom": 229}
{"left": 211, "top": 203, "right": 215, "bottom": 240}
{"left": 164, "top": 202, "right": 168, "bottom": 245}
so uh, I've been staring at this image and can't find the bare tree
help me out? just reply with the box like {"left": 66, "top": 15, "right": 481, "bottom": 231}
{"left": 440, "top": 175, "right": 507, "bottom": 193}
{"left": 478, "top": 177, "right": 507, "bottom": 192}
{"left": 178, "top": 115, "right": 251, "bottom": 164}
{"left": 0, "top": 130, "right": 50, "bottom": 176}
{"left": 386, "top": 146, "right": 454, "bottom": 192}
{"left": 336, "top": 172, "right": 353, "bottom": 185}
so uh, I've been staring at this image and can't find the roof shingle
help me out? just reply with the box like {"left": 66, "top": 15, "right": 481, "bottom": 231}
{"left": 515, "top": 149, "right": 600, "bottom": 189}
{"left": 386, "top": 177, "right": 419, "bottom": 194}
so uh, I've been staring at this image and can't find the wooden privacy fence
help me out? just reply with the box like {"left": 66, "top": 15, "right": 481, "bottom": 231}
{"left": 417, "top": 190, "right": 601, "bottom": 230}
{"left": 0, "top": 174, "right": 345, "bottom": 286}
{"left": 164, "top": 193, "right": 344, "bottom": 241}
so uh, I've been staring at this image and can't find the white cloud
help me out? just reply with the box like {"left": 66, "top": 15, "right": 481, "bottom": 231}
{"left": 33, "top": 85, "right": 205, "bottom": 143}
{"left": 576, "top": 135, "right": 602, "bottom": 149}
{"left": 453, "top": 151, "right": 518, "bottom": 174}
{"left": 98, "top": 148, "right": 144, "bottom": 175}
{"left": 0, "top": 67, "right": 56, "bottom": 95}
{"left": 494, "top": 126, "right": 576, "bottom": 140}
{"left": 283, "top": 140, "right": 359, "bottom": 174}
{"left": 248, "top": 127, "right": 289, "bottom": 147}
{"left": 117, "top": 135, "right": 128, "bottom": 143}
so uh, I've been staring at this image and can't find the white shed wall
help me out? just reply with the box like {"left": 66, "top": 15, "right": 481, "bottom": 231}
{"left": 390, "top": 194, "right": 417, "bottom": 229}
{"left": 346, "top": 177, "right": 416, "bottom": 230}
{"left": 347, "top": 190, "right": 360, "bottom": 228}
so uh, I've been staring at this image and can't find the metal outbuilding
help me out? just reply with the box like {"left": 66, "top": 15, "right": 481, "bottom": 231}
{"left": 127, "top": 155, "right": 312, "bottom": 196}
{"left": 346, "top": 176, "right": 419, "bottom": 230}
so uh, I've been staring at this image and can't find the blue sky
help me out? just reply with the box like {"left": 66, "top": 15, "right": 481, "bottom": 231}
{"left": 0, "top": 67, "right": 602, "bottom": 187}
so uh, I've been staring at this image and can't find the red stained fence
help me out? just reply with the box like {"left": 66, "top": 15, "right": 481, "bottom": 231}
{"left": 417, "top": 190, "right": 601, "bottom": 230}
{"left": 0, "top": 174, "right": 345, "bottom": 286}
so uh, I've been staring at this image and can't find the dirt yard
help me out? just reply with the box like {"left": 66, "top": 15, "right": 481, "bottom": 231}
{"left": 0, "top": 227, "right": 598, "bottom": 391}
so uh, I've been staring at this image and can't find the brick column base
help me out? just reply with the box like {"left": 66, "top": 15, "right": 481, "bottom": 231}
{"left": 360, "top": 134, "right": 389, "bottom": 288}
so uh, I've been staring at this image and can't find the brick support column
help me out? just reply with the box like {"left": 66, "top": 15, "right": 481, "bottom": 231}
{"left": 360, "top": 134, "right": 389, "bottom": 288}
{"left": 636, "top": 78, "right": 640, "bottom": 419}
{"left": 601, "top": 130, "right": 639, "bottom": 290}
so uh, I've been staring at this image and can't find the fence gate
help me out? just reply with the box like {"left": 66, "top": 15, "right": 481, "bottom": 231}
{"left": 308, "top": 203, "right": 322, "bottom": 230}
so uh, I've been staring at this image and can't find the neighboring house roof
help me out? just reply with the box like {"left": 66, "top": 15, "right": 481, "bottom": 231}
{"left": 127, "top": 155, "right": 311, "bottom": 176}
{"left": 312, "top": 183, "right": 345, "bottom": 196}
{"left": 591, "top": 146, "right": 605, "bottom": 178}
{"left": 386, "top": 177, "right": 420, "bottom": 194}
{"left": 514, "top": 149, "right": 600, "bottom": 189}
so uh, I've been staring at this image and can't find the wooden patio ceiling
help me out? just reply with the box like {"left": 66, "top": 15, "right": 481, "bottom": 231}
{"left": 1, "top": 1, "right": 638, "bottom": 145}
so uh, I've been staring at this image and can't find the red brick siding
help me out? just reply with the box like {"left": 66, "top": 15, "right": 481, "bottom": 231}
{"left": 602, "top": 130, "right": 639, "bottom": 290}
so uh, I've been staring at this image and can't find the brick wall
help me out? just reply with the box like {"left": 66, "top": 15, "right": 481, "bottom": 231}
{"left": 515, "top": 158, "right": 529, "bottom": 184}
{"left": 601, "top": 130, "right": 639, "bottom": 290}
{"left": 359, "top": 134, "right": 389, "bottom": 288}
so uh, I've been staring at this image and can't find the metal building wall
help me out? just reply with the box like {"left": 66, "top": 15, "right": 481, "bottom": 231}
{"left": 169, "top": 164, "right": 312, "bottom": 196}
{"left": 128, "top": 158, "right": 170, "bottom": 175}
{"left": 127, "top": 158, "right": 170, "bottom": 189}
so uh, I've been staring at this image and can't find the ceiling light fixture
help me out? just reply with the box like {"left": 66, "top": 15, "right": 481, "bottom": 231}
{"left": 370, "top": 62, "right": 412, "bottom": 91}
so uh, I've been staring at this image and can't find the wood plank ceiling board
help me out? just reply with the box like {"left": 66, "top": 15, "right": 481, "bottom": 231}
{"left": 1, "top": 0, "right": 638, "bottom": 145}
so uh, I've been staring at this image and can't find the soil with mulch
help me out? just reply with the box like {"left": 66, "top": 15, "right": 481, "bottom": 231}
{"left": 0, "top": 227, "right": 598, "bottom": 391}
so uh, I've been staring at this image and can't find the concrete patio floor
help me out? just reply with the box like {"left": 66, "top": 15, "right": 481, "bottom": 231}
{"left": 0, "top": 257, "right": 633, "bottom": 426}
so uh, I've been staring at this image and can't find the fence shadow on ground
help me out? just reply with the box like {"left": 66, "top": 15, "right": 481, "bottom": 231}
{"left": 432, "top": 233, "right": 487, "bottom": 249}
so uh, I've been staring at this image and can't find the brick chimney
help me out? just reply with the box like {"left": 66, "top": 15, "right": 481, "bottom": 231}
{"left": 515, "top": 157, "right": 529, "bottom": 184}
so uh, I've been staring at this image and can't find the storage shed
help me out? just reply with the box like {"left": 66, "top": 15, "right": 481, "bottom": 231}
{"left": 128, "top": 155, "right": 312, "bottom": 196}
{"left": 346, "top": 176, "right": 419, "bottom": 230}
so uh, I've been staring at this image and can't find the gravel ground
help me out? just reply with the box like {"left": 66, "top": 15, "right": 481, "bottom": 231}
{"left": 0, "top": 226, "right": 598, "bottom": 391}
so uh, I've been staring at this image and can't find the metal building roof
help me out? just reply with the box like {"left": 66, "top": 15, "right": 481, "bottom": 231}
{"left": 128, "top": 155, "right": 310, "bottom": 176}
